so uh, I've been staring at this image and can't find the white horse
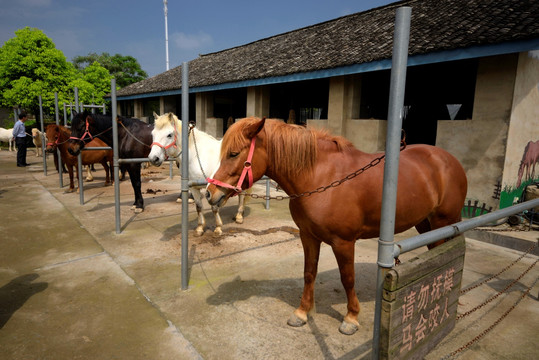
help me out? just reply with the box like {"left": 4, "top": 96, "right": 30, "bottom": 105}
{"left": 148, "top": 112, "right": 247, "bottom": 236}
{"left": 0, "top": 127, "right": 15, "bottom": 151}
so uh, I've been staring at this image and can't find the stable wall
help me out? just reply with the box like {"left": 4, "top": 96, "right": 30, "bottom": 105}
{"left": 500, "top": 50, "right": 539, "bottom": 208}
{"left": 436, "top": 54, "right": 518, "bottom": 209}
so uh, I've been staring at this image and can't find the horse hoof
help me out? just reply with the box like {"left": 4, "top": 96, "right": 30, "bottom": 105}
{"left": 134, "top": 207, "right": 143, "bottom": 214}
{"left": 213, "top": 228, "right": 223, "bottom": 236}
{"left": 195, "top": 227, "right": 204, "bottom": 236}
{"left": 287, "top": 312, "right": 307, "bottom": 327}
{"left": 86, "top": 178, "right": 93, "bottom": 182}
{"left": 66, "top": 188, "right": 75, "bottom": 193}
{"left": 234, "top": 215, "right": 244, "bottom": 224}
{"left": 339, "top": 321, "right": 359, "bottom": 335}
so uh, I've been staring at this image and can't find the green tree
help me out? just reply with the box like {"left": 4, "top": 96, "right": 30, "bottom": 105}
{"left": 0, "top": 27, "right": 116, "bottom": 117}
{"left": 68, "top": 61, "right": 113, "bottom": 106}
{"left": 73, "top": 52, "right": 148, "bottom": 88}
{"left": 0, "top": 27, "right": 77, "bottom": 114}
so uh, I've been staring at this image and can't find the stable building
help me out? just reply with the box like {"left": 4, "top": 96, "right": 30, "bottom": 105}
{"left": 115, "top": 0, "right": 539, "bottom": 210}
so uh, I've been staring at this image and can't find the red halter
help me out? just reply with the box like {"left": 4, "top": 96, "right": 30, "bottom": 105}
{"left": 150, "top": 120, "right": 179, "bottom": 155}
{"left": 69, "top": 118, "right": 93, "bottom": 142}
{"left": 47, "top": 135, "right": 60, "bottom": 147}
{"left": 207, "top": 136, "right": 257, "bottom": 194}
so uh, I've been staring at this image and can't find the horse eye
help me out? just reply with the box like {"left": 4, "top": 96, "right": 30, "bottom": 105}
{"left": 229, "top": 152, "right": 239, "bottom": 158}
{"left": 167, "top": 133, "right": 173, "bottom": 138}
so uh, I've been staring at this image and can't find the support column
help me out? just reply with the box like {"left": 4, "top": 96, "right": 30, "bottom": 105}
{"left": 196, "top": 92, "right": 214, "bottom": 132}
{"left": 327, "top": 75, "right": 360, "bottom": 136}
{"left": 246, "top": 86, "right": 270, "bottom": 118}
{"left": 133, "top": 99, "right": 144, "bottom": 119}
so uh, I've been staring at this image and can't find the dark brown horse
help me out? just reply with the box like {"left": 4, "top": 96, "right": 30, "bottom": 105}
{"left": 206, "top": 117, "right": 467, "bottom": 335}
{"left": 67, "top": 112, "right": 153, "bottom": 212}
{"left": 45, "top": 124, "right": 113, "bottom": 193}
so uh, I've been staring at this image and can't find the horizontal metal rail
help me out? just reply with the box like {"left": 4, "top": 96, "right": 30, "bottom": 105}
{"left": 393, "top": 198, "right": 539, "bottom": 257}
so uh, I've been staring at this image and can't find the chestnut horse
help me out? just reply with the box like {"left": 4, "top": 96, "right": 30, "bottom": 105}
{"left": 45, "top": 124, "right": 113, "bottom": 192}
{"left": 206, "top": 117, "right": 467, "bottom": 335}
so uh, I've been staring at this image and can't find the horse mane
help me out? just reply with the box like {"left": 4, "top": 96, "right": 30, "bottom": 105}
{"left": 222, "top": 118, "right": 354, "bottom": 178}
{"left": 154, "top": 112, "right": 180, "bottom": 130}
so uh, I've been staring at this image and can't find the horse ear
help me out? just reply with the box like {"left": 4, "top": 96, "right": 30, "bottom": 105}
{"left": 153, "top": 111, "right": 159, "bottom": 118}
{"left": 243, "top": 117, "right": 266, "bottom": 139}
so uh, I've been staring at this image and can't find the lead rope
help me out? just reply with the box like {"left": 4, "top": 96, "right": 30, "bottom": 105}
{"left": 190, "top": 125, "right": 208, "bottom": 179}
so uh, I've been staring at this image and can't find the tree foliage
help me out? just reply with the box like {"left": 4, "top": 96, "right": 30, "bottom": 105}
{"left": 0, "top": 27, "right": 146, "bottom": 118}
{"left": 0, "top": 27, "right": 77, "bottom": 114}
{"left": 73, "top": 52, "right": 148, "bottom": 88}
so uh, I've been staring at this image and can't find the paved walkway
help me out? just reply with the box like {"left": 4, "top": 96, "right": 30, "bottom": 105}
{"left": 0, "top": 150, "right": 537, "bottom": 359}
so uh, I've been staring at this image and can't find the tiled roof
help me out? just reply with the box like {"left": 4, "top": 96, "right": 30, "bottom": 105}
{"left": 117, "top": 0, "right": 539, "bottom": 97}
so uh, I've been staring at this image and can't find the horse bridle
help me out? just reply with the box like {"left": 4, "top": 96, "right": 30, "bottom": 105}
{"left": 206, "top": 136, "right": 257, "bottom": 194}
{"left": 150, "top": 121, "right": 194, "bottom": 159}
{"left": 69, "top": 117, "right": 94, "bottom": 143}
{"left": 150, "top": 119, "right": 179, "bottom": 154}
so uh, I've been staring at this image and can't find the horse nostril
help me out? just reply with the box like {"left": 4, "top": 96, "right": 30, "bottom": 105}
{"left": 205, "top": 191, "right": 211, "bottom": 201}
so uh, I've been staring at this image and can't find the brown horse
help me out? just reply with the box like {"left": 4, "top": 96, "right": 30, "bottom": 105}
{"left": 45, "top": 124, "right": 113, "bottom": 193}
{"left": 517, "top": 140, "right": 539, "bottom": 188}
{"left": 206, "top": 117, "right": 467, "bottom": 335}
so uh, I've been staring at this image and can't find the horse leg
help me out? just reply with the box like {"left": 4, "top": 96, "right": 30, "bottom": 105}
{"left": 67, "top": 164, "right": 75, "bottom": 193}
{"left": 234, "top": 192, "right": 246, "bottom": 224}
{"left": 211, "top": 203, "right": 224, "bottom": 236}
{"left": 85, "top": 165, "right": 94, "bottom": 182}
{"left": 191, "top": 188, "right": 206, "bottom": 236}
{"left": 126, "top": 163, "right": 144, "bottom": 213}
{"left": 102, "top": 159, "right": 111, "bottom": 186}
{"left": 288, "top": 232, "right": 321, "bottom": 328}
{"left": 330, "top": 239, "right": 360, "bottom": 335}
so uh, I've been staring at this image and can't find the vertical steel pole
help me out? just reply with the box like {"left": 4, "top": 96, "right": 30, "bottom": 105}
{"left": 372, "top": 7, "right": 411, "bottom": 359}
{"left": 181, "top": 62, "right": 190, "bottom": 290}
{"left": 78, "top": 153, "right": 84, "bottom": 205}
{"left": 265, "top": 178, "right": 270, "bottom": 210}
{"left": 74, "top": 87, "right": 79, "bottom": 114}
{"left": 111, "top": 79, "right": 121, "bottom": 234}
{"left": 63, "top": 103, "right": 67, "bottom": 126}
{"left": 55, "top": 93, "right": 63, "bottom": 188}
{"left": 38, "top": 95, "right": 47, "bottom": 175}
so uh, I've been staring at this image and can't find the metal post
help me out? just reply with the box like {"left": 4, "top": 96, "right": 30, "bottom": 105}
{"left": 38, "top": 95, "right": 47, "bottom": 175}
{"left": 265, "top": 178, "right": 270, "bottom": 210}
{"left": 181, "top": 62, "right": 189, "bottom": 290}
{"left": 63, "top": 103, "right": 67, "bottom": 126}
{"left": 78, "top": 153, "right": 84, "bottom": 205}
{"left": 111, "top": 79, "right": 121, "bottom": 234}
{"left": 74, "top": 87, "right": 79, "bottom": 114}
{"left": 372, "top": 7, "right": 411, "bottom": 359}
{"left": 55, "top": 93, "right": 64, "bottom": 188}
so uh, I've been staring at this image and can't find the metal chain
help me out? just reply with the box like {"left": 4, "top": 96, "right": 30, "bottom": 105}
{"left": 460, "top": 241, "right": 538, "bottom": 294}
{"left": 456, "top": 257, "right": 538, "bottom": 320}
{"left": 248, "top": 152, "right": 389, "bottom": 200}
{"left": 475, "top": 226, "right": 529, "bottom": 233}
{"left": 443, "top": 275, "right": 539, "bottom": 359}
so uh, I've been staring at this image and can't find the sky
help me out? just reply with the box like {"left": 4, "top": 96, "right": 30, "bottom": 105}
{"left": 1, "top": 0, "right": 396, "bottom": 78}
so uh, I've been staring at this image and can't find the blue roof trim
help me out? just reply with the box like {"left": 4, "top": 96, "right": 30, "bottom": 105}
{"left": 116, "top": 38, "right": 539, "bottom": 100}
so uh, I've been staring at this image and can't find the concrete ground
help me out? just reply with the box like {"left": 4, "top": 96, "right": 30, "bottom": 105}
{"left": 0, "top": 149, "right": 537, "bottom": 360}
